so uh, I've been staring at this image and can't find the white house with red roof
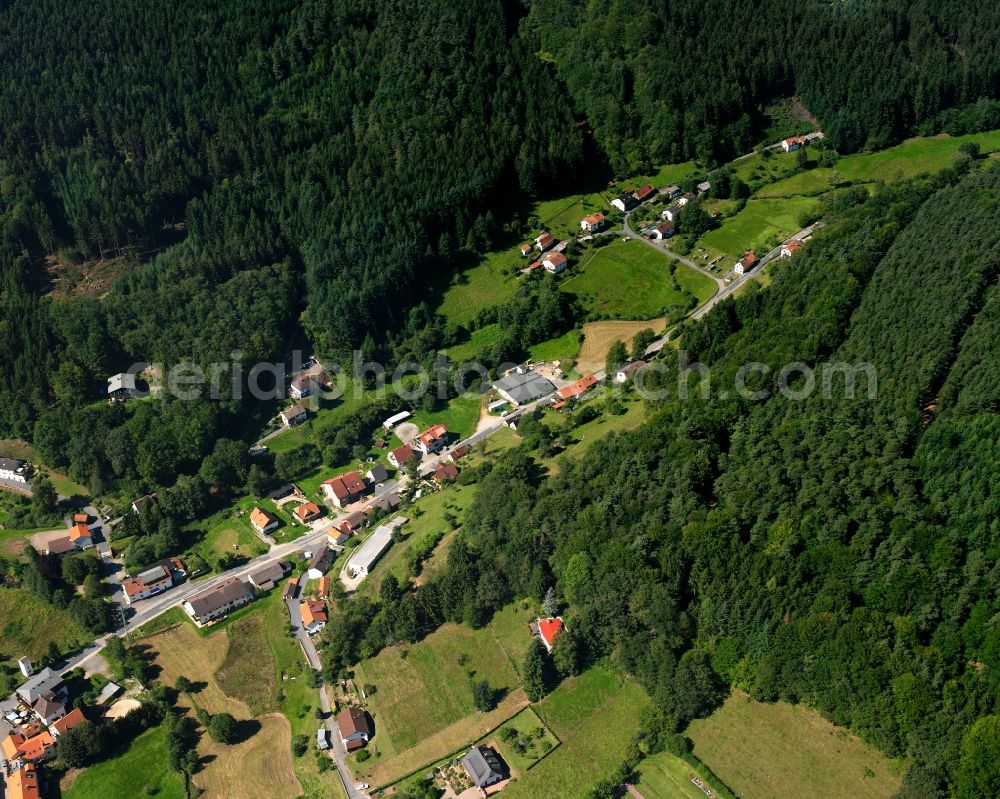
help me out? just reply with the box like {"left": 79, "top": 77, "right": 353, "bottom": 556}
{"left": 781, "top": 240, "right": 803, "bottom": 258}
{"left": 414, "top": 424, "right": 449, "bottom": 455}
{"left": 321, "top": 471, "right": 368, "bottom": 508}
{"left": 580, "top": 212, "right": 606, "bottom": 233}
{"left": 536, "top": 616, "right": 564, "bottom": 652}
{"left": 734, "top": 251, "right": 758, "bottom": 275}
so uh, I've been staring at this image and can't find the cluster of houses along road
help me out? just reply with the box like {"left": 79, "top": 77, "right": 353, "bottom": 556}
{"left": 1, "top": 664, "right": 120, "bottom": 799}
{"left": 520, "top": 230, "right": 571, "bottom": 274}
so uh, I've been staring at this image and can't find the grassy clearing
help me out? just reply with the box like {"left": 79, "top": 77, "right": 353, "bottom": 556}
{"left": 562, "top": 240, "right": 707, "bottom": 319}
{"left": 62, "top": 725, "right": 187, "bottom": 799}
{"left": 438, "top": 250, "right": 520, "bottom": 326}
{"left": 576, "top": 318, "right": 666, "bottom": 372}
{"left": 625, "top": 161, "right": 698, "bottom": 189}
{"left": 0, "top": 587, "right": 88, "bottom": 666}
{"left": 687, "top": 691, "right": 903, "bottom": 799}
{"left": 557, "top": 397, "right": 649, "bottom": 461}
{"left": 634, "top": 750, "right": 726, "bottom": 799}
{"left": 446, "top": 323, "right": 505, "bottom": 361}
{"left": 528, "top": 329, "right": 582, "bottom": 365}
{"left": 533, "top": 192, "right": 614, "bottom": 241}
{"left": 503, "top": 666, "right": 652, "bottom": 799}
{"left": 215, "top": 611, "right": 279, "bottom": 716}
{"left": 700, "top": 196, "right": 820, "bottom": 263}
{"left": 146, "top": 621, "right": 243, "bottom": 716}
{"left": 187, "top": 496, "right": 270, "bottom": 570}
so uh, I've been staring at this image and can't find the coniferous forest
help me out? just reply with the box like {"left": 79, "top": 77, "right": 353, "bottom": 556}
{"left": 1, "top": 2, "right": 1000, "bottom": 795}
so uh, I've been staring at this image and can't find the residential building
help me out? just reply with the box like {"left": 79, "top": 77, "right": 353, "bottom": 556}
{"left": 107, "top": 372, "right": 141, "bottom": 401}
{"left": 366, "top": 464, "right": 389, "bottom": 485}
{"left": 493, "top": 368, "right": 556, "bottom": 406}
{"left": 611, "top": 193, "right": 637, "bottom": 213}
{"left": 734, "top": 251, "right": 757, "bottom": 275}
{"left": 696, "top": 180, "right": 711, "bottom": 194}
{"left": 50, "top": 707, "right": 86, "bottom": 737}
{"left": 68, "top": 523, "right": 93, "bottom": 549}
{"left": 32, "top": 693, "right": 66, "bottom": 725}
{"left": 681, "top": 192, "right": 696, "bottom": 204}
{"left": 0, "top": 457, "right": 32, "bottom": 484}
{"left": 123, "top": 564, "right": 173, "bottom": 605}
{"left": 519, "top": 243, "right": 533, "bottom": 257}
{"left": 634, "top": 183, "right": 655, "bottom": 203}
{"left": 317, "top": 576, "right": 330, "bottom": 599}
{"left": 462, "top": 745, "right": 507, "bottom": 790}
{"left": 525, "top": 260, "right": 543, "bottom": 271}
{"left": 382, "top": 410, "right": 411, "bottom": 430}
{"left": 662, "top": 203, "right": 682, "bottom": 222}
{"left": 7, "top": 762, "right": 41, "bottom": 799}
{"left": 45, "top": 537, "right": 75, "bottom": 556}
{"left": 289, "top": 375, "right": 320, "bottom": 400}
{"left": 542, "top": 251, "right": 568, "bottom": 274}
{"left": 249, "top": 507, "right": 280, "bottom": 535}
{"left": 615, "top": 360, "right": 647, "bottom": 383}
{"left": 449, "top": 444, "right": 469, "bottom": 462}
{"left": 557, "top": 374, "right": 598, "bottom": 401}
{"left": 346, "top": 517, "right": 407, "bottom": 578}
{"left": 247, "top": 560, "right": 291, "bottom": 591}
{"left": 328, "top": 526, "right": 350, "bottom": 546}
{"left": 307, "top": 546, "right": 335, "bottom": 579}
{"left": 537, "top": 616, "right": 564, "bottom": 652}
{"left": 781, "top": 240, "right": 802, "bottom": 258}
{"left": 388, "top": 444, "right": 417, "bottom": 468}
{"left": 282, "top": 577, "right": 299, "bottom": 601}
{"left": 2, "top": 730, "right": 55, "bottom": 765}
{"left": 131, "top": 493, "right": 157, "bottom": 517}
{"left": 364, "top": 491, "right": 401, "bottom": 516}
{"left": 651, "top": 220, "right": 676, "bottom": 240}
{"left": 580, "top": 212, "right": 606, "bottom": 233}
{"left": 293, "top": 501, "right": 323, "bottom": 524}
{"left": 781, "top": 135, "right": 808, "bottom": 152}
{"left": 535, "top": 231, "right": 556, "bottom": 252}
{"left": 183, "top": 578, "right": 253, "bottom": 624}
{"left": 321, "top": 471, "right": 368, "bottom": 508}
{"left": 433, "top": 462, "right": 459, "bottom": 482}
{"left": 16, "top": 668, "right": 62, "bottom": 705}
{"left": 339, "top": 511, "right": 367, "bottom": 534}
{"left": 300, "top": 599, "right": 328, "bottom": 635}
{"left": 280, "top": 404, "right": 308, "bottom": 427}
{"left": 268, "top": 484, "right": 296, "bottom": 501}
{"left": 336, "top": 706, "right": 373, "bottom": 751}
{"left": 414, "top": 424, "right": 449, "bottom": 455}
{"left": 661, "top": 185, "right": 681, "bottom": 199}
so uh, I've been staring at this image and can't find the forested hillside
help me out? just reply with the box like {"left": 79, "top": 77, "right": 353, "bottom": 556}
{"left": 321, "top": 165, "right": 1000, "bottom": 797}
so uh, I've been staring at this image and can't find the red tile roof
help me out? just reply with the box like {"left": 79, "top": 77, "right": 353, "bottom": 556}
{"left": 322, "top": 471, "right": 366, "bottom": 500}
{"left": 69, "top": 523, "right": 91, "bottom": 542}
{"left": 557, "top": 374, "right": 598, "bottom": 400}
{"left": 300, "top": 599, "right": 328, "bottom": 627}
{"left": 582, "top": 212, "right": 605, "bottom": 226}
{"left": 418, "top": 425, "right": 448, "bottom": 447}
{"left": 51, "top": 707, "right": 86, "bottom": 736}
{"left": 433, "top": 463, "right": 459, "bottom": 481}
{"left": 7, "top": 762, "right": 41, "bottom": 799}
{"left": 293, "top": 501, "right": 321, "bottom": 522}
{"left": 390, "top": 444, "right": 415, "bottom": 465}
{"left": 538, "top": 617, "right": 564, "bottom": 650}
{"left": 634, "top": 183, "right": 655, "bottom": 201}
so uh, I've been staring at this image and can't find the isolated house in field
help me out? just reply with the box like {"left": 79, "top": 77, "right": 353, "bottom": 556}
{"left": 336, "top": 706, "right": 373, "bottom": 751}
{"left": 183, "top": 578, "right": 253, "bottom": 624}
{"left": 321, "top": 471, "right": 368, "bottom": 508}
{"left": 316, "top": 728, "right": 330, "bottom": 750}
{"left": 651, "top": 220, "right": 676, "bottom": 240}
{"left": 542, "top": 251, "right": 569, "bottom": 274}
{"left": 249, "top": 507, "right": 280, "bottom": 535}
{"left": 781, "top": 240, "right": 802, "bottom": 258}
{"left": 388, "top": 444, "right": 417, "bottom": 468}
{"left": 300, "top": 599, "right": 328, "bottom": 635}
{"left": 662, "top": 203, "right": 682, "bottom": 222}
{"left": 280, "top": 404, "right": 308, "bottom": 427}
{"left": 734, "top": 251, "right": 758, "bottom": 275}
{"left": 493, "top": 368, "right": 555, "bottom": 406}
{"left": 462, "top": 745, "right": 507, "bottom": 790}
{"left": 781, "top": 135, "right": 808, "bottom": 152}
{"left": 634, "top": 183, "right": 655, "bottom": 203}
{"left": 0, "top": 457, "right": 32, "bottom": 484}
{"left": 414, "top": 424, "right": 449, "bottom": 455}
{"left": 289, "top": 375, "right": 320, "bottom": 400}
{"left": 580, "top": 212, "right": 606, "bottom": 233}
{"left": 293, "top": 501, "right": 323, "bottom": 524}
{"left": 535, "top": 231, "right": 556, "bottom": 252}
{"left": 536, "top": 616, "right": 564, "bottom": 652}
{"left": 107, "top": 372, "right": 141, "bottom": 402}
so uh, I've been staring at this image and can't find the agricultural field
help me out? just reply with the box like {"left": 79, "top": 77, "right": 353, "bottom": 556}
{"left": 0, "top": 587, "right": 88, "bottom": 668}
{"left": 576, "top": 318, "right": 666, "bottom": 372}
{"left": 562, "top": 240, "right": 712, "bottom": 319}
{"left": 194, "top": 713, "right": 301, "bottom": 799}
{"left": 484, "top": 707, "right": 560, "bottom": 775}
{"left": 687, "top": 691, "right": 903, "bottom": 799}
{"left": 62, "top": 726, "right": 187, "bottom": 799}
{"left": 502, "top": 665, "right": 653, "bottom": 799}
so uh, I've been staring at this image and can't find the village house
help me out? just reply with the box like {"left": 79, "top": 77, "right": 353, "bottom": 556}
{"left": 696, "top": 180, "right": 711, "bottom": 194}
{"left": 734, "top": 251, "right": 758, "bottom": 275}
{"left": 307, "top": 546, "right": 335, "bottom": 579}
{"left": 317, "top": 576, "right": 330, "bottom": 599}
{"left": 679, "top": 191, "right": 696, "bottom": 205}
{"left": 7, "top": 761, "right": 40, "bottom": 799}
{"left": 781, "top": 135, "right": 808, "bottom": 152}
{"left": 414, "top": 424, "right": 449, "bottom": 455}
{"left": 662, "top": 203, "right": 682, "bottom": 222}
{"left": 542, "top": 251, "right": 569, "bottom": 274}
{"left": 249, "top": 507, "right": 280, "bottom": 535}
{"left": 634, "top": 183, "right": 655, "bottom": 203}
{"left": 611, "top": 192, "right": 637, "bottom": 213}
{"left": 535, "top": 231, "right": 556, "bottom": 252}
{"left": 282, "top": 577, "right": 299, "bottom": 601}
{"left": 293, "top": 501, "right": 323, "bottom": 524}
{"left": 519, "top": 243, "right": 533, "bottom": 257}
{"left": 651, "top": 220, "right": 676, "bottom": 240}
{"left": 183, "top": 578, "right": 253, "bottom": 624}
{"left": 615, "top": 360, "right": 647, "bottom": 383}
{"left": 279, "top": 404, "right": 308, "bottom": 428}
{"left": 68, "top": 522, "right": 93, "bottom": 550}
{"left": 50, "top": 707, "right": 86, "bottom": 738}
{"left": 660, "top": 184, "right": 681, "bottom": 199}
{"left": 449, "top": 444, "right": 469, "bottom": 462}
{"left": 433, "top": 462, "right": 459, "bottom": 482}
{"left": 493, "top": 367, "right": 555, "bottom": 406}
{"left": 336, "top": 706, "right": 374, "bottom": 751}
{"left": 247, "top": 560, "right": 291, "bottom": 591}
{"left": 364, "top": 491, "right": 401, "bottom": 517}
{"left": 462, "top": 745, "right": 508, "bottom": 791}
{"left": 781, "top": 240, "right": 803, "bottom": 258}
{"left": 2, "top": 730, "right": 55, "bottom": 765}
{"left": 557, "top": 374, "right": 598, "bottom": 401}
{"left": 321, "top": 470, "right": 368, "bottom": 508}
{"left": 536, "top": 616, "right": 564, "bottom": 653}
{"left": 300, "top": 599, "right": 328, "bottom": 635}
{"left": 388, "top": 444, "right": 417, "bottom": 468}
{"left": 131, "top": 493, "right": 157, "bottom": 517}
{"left": 32, "top": 693, "right": 66, "bottom": 726}
{"left": 366, "top": 464, "right": 389, "bottom": 485}
{"left": 289, "top": 375, "right": 320, "bottom": 400}
{"left": 524, "top": 260, "right": 543, "bottom": 272}
{"left": 107, "top": 372, "right": 142, "bottom": 402}
{"left": 16, "top": 669, "right": 63, "bottom": 705}
{"left": 339, "top": 511, "right": 367, "bottom": 535}
{"left": 123, "top": 564, "right": 173, "bottom": 605}
{"left": 0, "top": 457, "right": 32, "bottom": 484}
{"left": 579, "top": 212, "right": 606, "bottom": 233}
{"left": 44, "top": 537, "right": 76, "bottom": 556}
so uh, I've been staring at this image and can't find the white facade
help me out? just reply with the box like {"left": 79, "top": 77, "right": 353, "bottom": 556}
{"left": 347, "top": 518, "right": 408, "bottom": 578}
{"left": 0, "top": 458, "right": 31, "bottom": 483}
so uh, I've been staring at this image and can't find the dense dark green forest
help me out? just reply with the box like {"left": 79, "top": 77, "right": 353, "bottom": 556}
{"left": 320, "top": 165, "right": 1000, "bottom": 797}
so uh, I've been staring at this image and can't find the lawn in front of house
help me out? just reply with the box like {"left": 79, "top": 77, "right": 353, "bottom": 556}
{"left": 187, "top": 497, "right": 270, "bottom": 570}
{"left": 687, "top": 691, "right": 904, "bottom": 799}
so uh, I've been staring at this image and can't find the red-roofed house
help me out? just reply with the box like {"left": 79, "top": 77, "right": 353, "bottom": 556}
{"left": 293, "top": 501, "right": 323, "bottom": 524}
{"left": 535, "top": 231, "right": 556, "bottom": 252}
{"left": 51, "top": 707, "right": 86, "bottom": 737}
{"left": 634, "top": 184, "right": 655, "bottom": 203}
{"left": 321, "top": 471, "right": 368, "bottom": 508}
{"left": 414, "top": 425, "right": 449, "bottom": 455}
{"left": 557, "top": 374, "right": 598, "bottom": 401}
{"left": 68, "top": 523, "right": 93, "bottom": 549}
{"left": 520, "top": 243, "right": 533, "bottom": 257}
{"left": 300, "top": 599, "right": 328, "bottom": 635}
{"left": 734, "top": 251, "right": 757, "bottom": 275}
{"left": 542, "top": 251, "right": 569, "bottom": 274}
{"left": 537, "top": 617, "right": 564, "bottom": 652}
{"left": 433, "top": 462, "right": 459, "bottom": 482}
{"left": 388, "top": 444, "right": 417, "bottom": 468}
{"left": 781, "top": 135, "right": 808, "bottom": 152}
{"left": 580, "top": 212, "right": 606, "bottom": 233}
{"left": 781, "top": 240, "right": 803, "bottom": 258}
{"left": 249, "top": 507, "right": 280, "bottom": 535}
{"left": 7, "top": 762, "right": 41, "bottom": 799}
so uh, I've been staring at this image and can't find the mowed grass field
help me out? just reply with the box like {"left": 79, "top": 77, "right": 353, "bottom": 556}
{"left": 687, "top": 691, "right": 903, "bottom": 799}
{"left": 503, "top": 665, "right": 653, "bottom": 799}
{"left": 563, "top": 240, "right": 712, "bottom": 318}
{"left": 62, "top": 726, "right": 187, "bottom": 799}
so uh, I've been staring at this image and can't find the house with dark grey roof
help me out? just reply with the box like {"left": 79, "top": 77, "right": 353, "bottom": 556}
{"left": 247, "top": 560, "right": 291, "bottom": 591}
{"left": 182, "top": 578, "right": 253, "bottom": 624}
{"left": 493, "top": 368, "right": 556, "bottom": 406}
{"left": 462, "top": 745, "right": 507, "bottom": 789}
{"left": 16, "top": 668, "right": 63, "bottom": 704}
